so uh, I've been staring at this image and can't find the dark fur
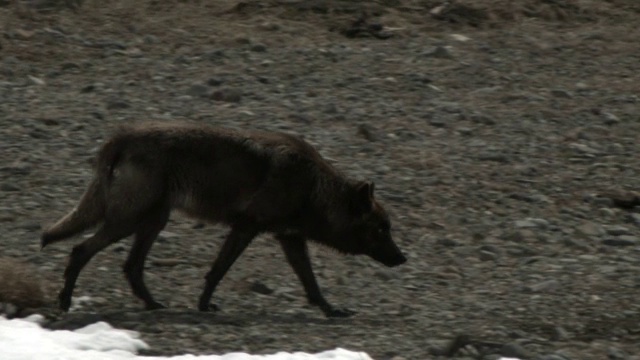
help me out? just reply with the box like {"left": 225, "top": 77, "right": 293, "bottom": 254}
{"left": 42, "top": 121, "right": 406, "bottom": 317}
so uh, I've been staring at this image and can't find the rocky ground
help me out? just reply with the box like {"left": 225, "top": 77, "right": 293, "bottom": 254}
{"left": 1, "top": 0, "right": 640, "bottom": 359}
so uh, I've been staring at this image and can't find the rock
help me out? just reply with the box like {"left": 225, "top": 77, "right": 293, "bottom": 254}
{"left": 28, "top": 75, "right": 46, "bottom": 86}
{"left": 151, "top": 258, "right": 182, "bottom": 267}
{"left": 563, "top": 237, "right": 592, "bottom": 250}
{"left": 470, "top": 113, "right": 496, "bottom": 125}
{"left": 507, "top": 245, "right": 538, "bottom": 257}
{"left": 357, "top": 124, "right": 378, "bottom": 141}
{"left": 602, "top": 111, "right": 620, "bottom": 125}
{"left": 479, "top": 250, "right": 498, "bottom": 262}
{"left": 538, "top": 355, "right": 572, "bottom": 360}
{"left": 603, "top": 225, "right": 631, "bottom": 236}
{"left": 436, "top": 238, "right": 459, "bottom": 247}
{"left": 457, "top": 127, "right": 474, "bottom": 136}
{"left": 607, "top": 347, "right": 629, "bottom": 360}
{"left": 210, "top": 88, "right": 242, "bottom": 103}
{"left": 524, "top": 279, "right": 560, "bottom": 293}
{"left": 569, "top": 143, "right": 601, "bottom": 155}
{"left": 80, "top": 84, "right": 96, "bottom": 93}
{"left": 598, "top": 208, "right": 616, "bottom": 217}
{"left": 258, "top": 22, "right": 280, "bottom": 31}
{"left": 207, "top": 77, "right": 223, "bottom": 86}
{"left": 0, "top": 302, "right": 19, "bottom": 318}
{"left": 61, "top": 62, "right": 81, "bottom": 71}
{"left": 206, "top": 49, "right": 226, "bottom": 62}
{"left": 477, "top": 152, "right": 510, "bottom": 163}
{"left": 186, "top": 84, "right": 210, "bottom": 98}
{"left": 422, "top": 46, "right": 454, "bottom": 59}
{"left": 0, "top": 182, "right": 20, "bottom": 191}
{"left": 575, "top": 221, "right": 604, "bottom": 237}
{"left": 20, "top": 221, "right": 41, "bottom": 231}
{"left": 552, "top": 326, "right": 570, "bottom": 341}
{"left": 429, "top": 118, "right": 446, "bottom": 127}
{"left": 143, "top": 35, "right": 160, "bottom": 44}
{"left": 106, "top": 99, "right": 131, "bottom": 110}
{"left": 506, "top": 229, "right": 537, "bottom": 242}
{"left": 515, "top": 218, "right": 549, "bottom": 229}
{"left": 250, "top": 44, "right": 267, "bottom": 52}
{"left": 501, "top": 342, "right": 533, "bottom": 359}
{"left": 550, "top": 89, "right": 573, "bottom": 98}
{"left": 0, "top": 163, "right": 32, "bottom": 176}
{"left": 602, "top": 236, "right": 638, "bottom": 247}
{"left": 250, "top": 281, "right": 273, "bottom": 295}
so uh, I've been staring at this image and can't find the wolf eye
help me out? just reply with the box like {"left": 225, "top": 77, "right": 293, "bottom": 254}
{"left": 378, "top": 225, "right": 389, "bottom": 234}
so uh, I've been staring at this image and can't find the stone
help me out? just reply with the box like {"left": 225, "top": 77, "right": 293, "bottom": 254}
{"left": 575, "top": 221, "right": 604, "bottom": 237}
{"left": 602, "top": 236, "right": 638, "bottom": 246}
{"left": 550, "top": 89, "right": 573, "bottom": 98}
{"left": 524, "top": 279, "right": 560, "bottom": 293}
{"left": 210, "top": 88, "right": 242, "bottom": 103}
{"left": 250, "top": 44, "right": 268, "bottom": 52}
{"left": 422, "top": 46, "right": 454, "bottom": 59}
{"left": 186, "top": 84, "right": 210, "bottom": 98}
{"left": 603, "top": 225, "right": 631, "bottom": 236}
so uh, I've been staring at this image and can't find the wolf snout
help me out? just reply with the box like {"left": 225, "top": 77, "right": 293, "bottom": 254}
{"left": 387, "top": 253, "right": 407, "bottom": 267}
{"left": 373, "top": 250, "right": 407, "bottom": 267}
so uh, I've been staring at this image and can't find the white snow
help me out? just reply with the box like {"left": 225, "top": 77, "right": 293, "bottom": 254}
{"left": 0, "top": 315, "right": 519, "bottom": 360}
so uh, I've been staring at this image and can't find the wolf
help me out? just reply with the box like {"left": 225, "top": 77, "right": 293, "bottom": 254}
{"left": 41, "top": 121, "right": 406, "bottom": 317}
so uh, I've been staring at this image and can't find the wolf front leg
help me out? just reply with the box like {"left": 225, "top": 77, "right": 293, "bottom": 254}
{"left": 276, "top": 233, "right": 356, "bottom": 318}
{"left": 198, "top": 224, "right": 260, "bottom": 311}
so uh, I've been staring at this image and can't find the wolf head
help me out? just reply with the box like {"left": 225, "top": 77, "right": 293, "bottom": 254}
{"left": 330, "top": 181, "right": 407, "bottom": 267}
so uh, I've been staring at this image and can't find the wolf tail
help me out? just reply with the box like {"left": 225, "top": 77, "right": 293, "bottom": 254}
{"left": 41, "top": 136, "right": 125, "bottom": 248}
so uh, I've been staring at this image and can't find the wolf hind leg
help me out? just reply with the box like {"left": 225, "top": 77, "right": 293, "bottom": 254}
{"left": 123, "top": 203, "right": 171, "bottom": 310}
{"left": 59, "top": 161, "right": 167, "bottom": 311}
{"left": 59, "top": 222, "right": 136, "bottom": 311}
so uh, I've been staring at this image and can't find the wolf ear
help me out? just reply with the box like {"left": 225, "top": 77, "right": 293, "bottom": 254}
{"left": 353, "top": 181, "right": 375, "bottom": 213}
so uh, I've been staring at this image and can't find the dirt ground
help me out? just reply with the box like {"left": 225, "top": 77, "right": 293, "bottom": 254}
{"left": 1, "top": 0, "right": 640, "bottom": 359}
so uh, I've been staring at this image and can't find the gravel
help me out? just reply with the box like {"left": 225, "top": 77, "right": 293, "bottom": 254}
{"left": 1, "top": 1, "right": 640, "bottom": 359}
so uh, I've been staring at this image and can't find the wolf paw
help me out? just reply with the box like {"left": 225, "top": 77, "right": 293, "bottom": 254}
{"left": 145, "top": 301, "right": 166, "bottom": 310}
{"left": 58, "top": 292, "right": 72, "bottom": 312}
{"left": 324, "top": 307, "right": 357, "bottom": 318}
{"left": 198, "top": 302, "right": 220, "bottom": 312}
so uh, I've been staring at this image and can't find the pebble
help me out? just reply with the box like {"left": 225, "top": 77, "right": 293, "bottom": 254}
{"left": 1, "top": 183, "right": 20, "bottom": 191}
{"left": 602, "top": 112, "right": 620, "bottom": 125}
{"left": 250, "top": 281, "right": 274, "bottom": 295}
{"left": 436, "top": 237, "right": 459, "bottom": 247}
{"left": 478, "top": 250, "right": 498, "bottom": 262}
{"left": 106, "top": 99, "right": 131, "bottom": 110}
{"left": 603, "top": 225, "right": 631, "bottom": 236}
{"left": 186, "top": 84, "right": 210, "bottom": 98}
{"left": 250, "top": 44, "right": 268, "bottom": 52}
{"left": 575, "top": 221, "right": 605, "bottom": 237}
{"left": 151, "top": 258, "right": 182, "bottom": 267}
{"left": 550, "top": 89, "right": 573, "bottom": 98}
{"left": 421, "top": 46, "right": 454, "bottom": 59}
{"left": 607, "top": 347, "right": 629, "bottom": 360}
{"left": 515, "top": 218, "right": 549, "bottom": 229}
{"left": 524, "top": 279, "right": 561, "bottom": 293}
{"left": 602, "top": 237, "right": 638, "bottom": 246}
{"left": 470, "top": 113, "right": 497, "bottom": 125}
{"left": 501, "top": 342, "right": 533, "bottom": 358}
{"left": 210, "top": 88, "right": 242, "bottom": 102}
{"left": 552, "top": 326, "right": 570, "bottom": 341}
